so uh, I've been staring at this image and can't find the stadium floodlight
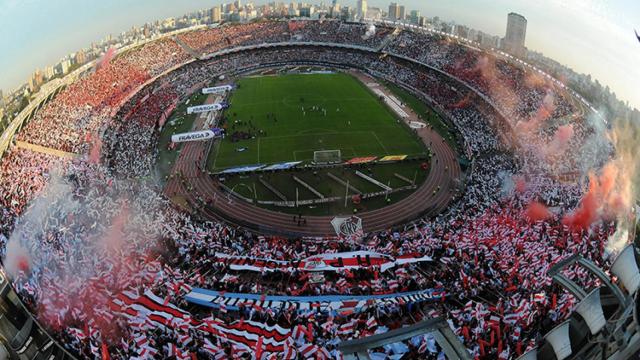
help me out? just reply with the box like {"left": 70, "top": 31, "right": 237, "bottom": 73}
{"left": 313, "top": 149, "right": 341, "bottom": 164}
{"left": 515, "top": 348, "right": 537, "bottom": 360}
{"left": 611, "top": 245, "right": 640, "bottom": 296}
{"left": 574, "top": 288, "right": 606, "bottom": 335}
{"left": 543, "top": 321, "right": 572, "bottom": 360}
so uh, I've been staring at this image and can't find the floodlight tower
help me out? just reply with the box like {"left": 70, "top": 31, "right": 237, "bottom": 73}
{"left": 518, "top": 243, "right": 640, "bottom": 360}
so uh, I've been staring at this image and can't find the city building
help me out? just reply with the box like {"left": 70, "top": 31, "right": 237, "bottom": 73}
{"left": 503, "top": 12, "right": 527, "bottom": 57}
{"left": 356, "top": 0, "right": 367, "bottom": 19}
{"left": 75, "top": 50, "right": 86, "bottom": 65}
{"left": 367, "top": 7, "right": 382, "bottom": 20}
{"left": 330, "top": 0, "right": 340, "bottom": 17}
{"left": 339, "top": 6, "right": 350, "bottom": 21}
{"left": 453, "top": 24, "right": 469, "bottom": 38}
{"left": 299, "top": 6, "right": 315, "bottom": 17}
{"left": 211, "top": 6, "right": 222, "bottom": 22}
{"left": 142, "top": 24, "right": 151, "bottom": 38}
{"left": 398, "top": 5, "right": 405, "bottom": 21}
{"left": 388, "top": 2, "right": 400, "bottom": 21}
{"left": 28, "top": 70, "right": 44, "bottom": 92}
{"left": 44, "top": 65, "right": 55, "bottom": 80}
{"left": 478, "top": 32, "right": 501, "bottom": 49}
{"left": 468, "top": 28, "right": 478, "bottom": 42}
{"left": 409, "top": 10, "right": 420, "bottom": 24}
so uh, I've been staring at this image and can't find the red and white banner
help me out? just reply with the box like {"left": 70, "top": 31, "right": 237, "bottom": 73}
{"left": 214, "top": 251, "right": 432, "bottom": 273}
{"left": 111, "top": 290, "right": 294, "bottom": 353}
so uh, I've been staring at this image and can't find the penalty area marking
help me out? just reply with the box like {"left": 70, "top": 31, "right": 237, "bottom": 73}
{"left": 371, "top": 131, "right": 390, "bottom": 155}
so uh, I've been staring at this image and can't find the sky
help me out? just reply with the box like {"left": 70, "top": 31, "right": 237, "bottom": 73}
{"left": 0, "top": 0, "right": 639, "bottom": 109}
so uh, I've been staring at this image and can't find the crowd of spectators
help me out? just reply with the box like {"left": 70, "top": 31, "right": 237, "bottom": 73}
{"left": 0, "top": 20, "right": 622, "bottom": 360}
{"left": 178, "top": 20, "right": 393, "bottom": 56}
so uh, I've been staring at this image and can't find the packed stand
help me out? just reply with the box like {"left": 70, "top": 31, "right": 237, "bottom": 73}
{"left": 0, "top": 22, "right": 623, "bottom": 360}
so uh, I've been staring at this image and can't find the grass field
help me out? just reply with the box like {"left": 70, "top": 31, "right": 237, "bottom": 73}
{"left": 382, "top": 81, "right": 459, "bottom": 151}
{"left": 156, "top": 92, "right": 209, "bottom": 180}
{"left": 207, "top": 73, "right": 427, "bottom": 171}
{"left": 222, "top": 160, "right": 429, "bottom": 216}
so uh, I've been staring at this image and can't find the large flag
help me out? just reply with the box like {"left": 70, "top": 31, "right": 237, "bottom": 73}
{"left": 214, "top": 251, "right": 432, "bottom": 273}
{"left": 111, "top": 290, "right": 295, "bottom": 353}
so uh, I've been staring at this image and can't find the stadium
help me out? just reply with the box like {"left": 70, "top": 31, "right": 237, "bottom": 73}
{"left": 0, "top": 15, "right": 639, "bottom": 360}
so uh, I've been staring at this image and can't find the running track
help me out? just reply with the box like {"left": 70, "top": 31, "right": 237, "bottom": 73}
{"left": 164, "top": 71, "right": 461, "bottom": 237}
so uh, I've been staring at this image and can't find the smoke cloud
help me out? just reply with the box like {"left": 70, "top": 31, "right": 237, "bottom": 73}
{"left": 96, "top": 47, "right": 116, "bottom": 71}
{"left": 545, "top": 124, "right": 575, "bottom": 156}
{"left": 363, "top": 24, "right": 376, "bottom": 39}
{"left": 3, "top": 164, "right": 168, "bottom": 335}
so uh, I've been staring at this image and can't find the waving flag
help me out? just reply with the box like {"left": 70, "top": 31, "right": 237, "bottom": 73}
{"left": 112, "top": 289, "right": 296, "bottom": 353}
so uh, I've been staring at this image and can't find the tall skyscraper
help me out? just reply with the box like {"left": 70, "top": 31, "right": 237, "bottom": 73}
{"left": 503, "top": 12, "right": 527, "bottom": 57}
{"left": 357, "top": 0, "right": 367, "bottom": 19}
{"left": 398, "top": 5, "right": 405, "bottom": 21}
{"left": 388, "top": 2, "right": 400, "bottom": 20}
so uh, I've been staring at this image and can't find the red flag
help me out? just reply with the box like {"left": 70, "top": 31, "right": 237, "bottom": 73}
{"left": 306, "top": 323, "right": 314, "bottom": 342}
{"left": 255, "top": 336, "right": 264, "bottom": 360}
{"left": 101, "top": 342, "right": 110, "bottom": 360}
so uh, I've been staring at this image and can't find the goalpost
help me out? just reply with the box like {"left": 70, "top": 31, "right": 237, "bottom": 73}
{"left": 313, "top": 150, "right": 342, "bottom": 164}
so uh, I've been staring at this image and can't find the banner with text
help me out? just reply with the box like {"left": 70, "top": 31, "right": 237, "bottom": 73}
{"left": 187, "top": 103, "right": 223, "bottom": 114}
{"left": 202, "top": 85, "right": 233, "bottom": 94}
{"left": 171, "top": 130, "right": 217, "bottom": 143}
{"left": 186, "top": 287, "right": 447, "bottom": 315}
{"left": 214, "top": 251, "right": 432, "bottom": 273}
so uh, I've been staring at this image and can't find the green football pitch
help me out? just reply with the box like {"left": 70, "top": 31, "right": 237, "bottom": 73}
{"left": 208, "top": 73, "right": 427, "bottom": 171}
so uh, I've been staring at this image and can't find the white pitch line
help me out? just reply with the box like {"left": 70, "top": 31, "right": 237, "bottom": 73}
{"left": 257, "top": 137, "right": 261, "bottom": 163}
{"left": 371, "top": 131, "right": 389, "bottom": 155}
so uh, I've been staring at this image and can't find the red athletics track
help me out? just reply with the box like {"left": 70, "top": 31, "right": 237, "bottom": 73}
{"left": 164, "top": 71, "right": 461, "bottom": 237}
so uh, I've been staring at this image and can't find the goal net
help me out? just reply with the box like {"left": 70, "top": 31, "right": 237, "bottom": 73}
{"left": 313, "top": 150, "right": 342, "bottom": 164}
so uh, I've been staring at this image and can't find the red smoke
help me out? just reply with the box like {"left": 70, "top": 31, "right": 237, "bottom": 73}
{"left": 96, "top": 47, "right": 116, "bottom": 71}
{"left": 526, "top": 202, "right": 552, "bottom": 222}
{"left": 516, "top": 92, "right": 556, "bottom": 134}
{"left": 451, "top": 93, "right": 472, "bottom": 109}
{"left": 562, "top": 178, "right": 599, "bottom": 230}
{"left": 563, "top": 162, "right": 630, "bottom": 229}
{"left": 17, "top": 255, "right": 30, "bottom": 272}
{"left": 102, "top": 203, "right": 129, "bottom": 254}
{"left": 473, "top": 56, "right": 519, "bottom": 119}
{"left": 545, "top": 124, "right": 575, "bottom": 158}
{"left": 524, "top": 71, "right": 547, "bottom": 88}
{"left": 34, "top": 200, "right": 162, "bottom": 342}
{"left": 552, "top": 124, "right": 574, "bottom": 148}
{"left": 513, "top": 176, "right": 527, "bottom": 194}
